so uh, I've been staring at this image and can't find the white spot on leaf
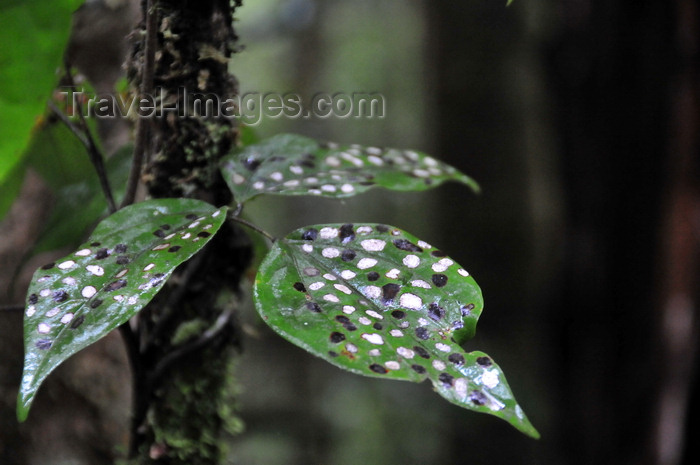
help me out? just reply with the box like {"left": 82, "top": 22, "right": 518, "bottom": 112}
{"left": 411, "top": 279, "right": 431, "bottom": 289}
{"left": 357, "top": 258, "right": 378, "bottom": 269}
{"left": 458, "top": 268, "right": 470, "bottom": 277}
{"left": 403, "top": 255, "right": 420, "bottom": 268}
{"left": 86, "top": 265, "right": 104, "bottom": 276}
{"left": 75, "top": 249, "right": 91, "bottom": 256}
{"left": 309, "top": 282, "right": 325, "bottom": 291}
{"left": 399, "top": 293, "right": 423, "bottom": 309}
{"left": 364, "top": 286, "right": 381, "bottom": 299}
{"left": 340, "top": 270, "right": 356, "bottom": 280}
{"left": 385, "top": 361, "right": 401, "bottom": 370}
{"left": 390, "top": 329, "right": 404, "bottom": 337}
{"left": 323, "top": 294, "right": 340, "bottom": 303}
{"left": 302, "top": 244, "right": 313, "bottom": 253}
{"left": 320, "top": 227, "right": 338, "bottom": 239}
{"left": 26, "top": 306, "right": 36, "bottom": 317}
{"left": 362, "top": 333, "right": 385, "bottom": 345}
{"left": 385, "top": 268, "right": 400, "bottom": 279}
{"left": 60, "top": 313, "right": 74, "bottom": 324}
{"left": 397, "top": 347, "right": 415, "bottom": 359}
{"left": 358, "top": 316, "right": 371, "bottom": 325}
{"left": 365, "top": 310, "right": 383, "bottom": 319}
{"left": 58, "top": 260, "right": 75, "bottom": 270}
{"left": 334, "top": 284, "right": 352, "bottom": 295}
{"left": 37, "top": 323, "right": 51, "bottom": 334}
{"left": 81, "top": 286, "right": 97, "bottom": 298}
{"left": 361, "top": 239, "right": 386, "bottom": 252}
{"left": 342, "top": 305, "right": 356, "bottom": 314}
{"left": 432, "top": 360, "right": 446, "bottom": 371}
{"left": 482, "top": 370, "right": 500, "bottom": 389}
{"left": 46, "top": 307, "right": 60, "bottom": 317}
{"left": 435, "top": 343, "right": 451, "bottom": 353}
{"left": 322, "top": 247, "right": 340, "bottom": 258}
{"left": 345, "top": 343, "right": 358, "bottom": 353}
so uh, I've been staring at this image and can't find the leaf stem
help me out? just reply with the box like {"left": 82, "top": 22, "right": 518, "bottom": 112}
{"left": 121, "top": 0, "right": 159, "bottom": 209}
{"left": 227, "top": 213, "right": 276, "bottom": 242}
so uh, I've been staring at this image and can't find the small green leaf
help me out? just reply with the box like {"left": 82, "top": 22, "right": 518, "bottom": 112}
{"left": 221, "top": 134, "right": 478, "bottom": 203}
{"left": 18, "top": 198, "right": 227, "bottom": 421}
{"left": 254, "top": 223, "right": 538, "bottom": 438}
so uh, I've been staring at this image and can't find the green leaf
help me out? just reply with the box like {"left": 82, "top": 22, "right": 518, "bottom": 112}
{"left": 32, "top": 144, "right": 133, "bottom": 253}
{"left": 221, "top": 134, "right": 479, "bottom": 204}
{"left": 18, "top": 198, "right": 227, "bottom": 421}
{"left": 254, "top": 223, "right": 539, "bottom": 438}
{"left": 0, "top": 0, "right": 84, "bottom": 183}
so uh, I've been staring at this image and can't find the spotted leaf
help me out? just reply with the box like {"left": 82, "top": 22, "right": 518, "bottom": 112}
{"left": 221, "top": 133, "right": 479, "bottom": 203}
{"left": 254, "top": 223, "right": 538, "bottom": 438}
{"left": 18, "top": 199, "right": 227, "bottom": 421}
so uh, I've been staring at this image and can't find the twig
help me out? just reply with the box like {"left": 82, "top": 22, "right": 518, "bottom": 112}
{"left": 147, "top": 307, "right": 234, "bottom": 393}
{"left": 48, "top": 100, "right": 117, "bottom": 214}
{"left": 121, "top": 0, "right": 159, "bottom": 208}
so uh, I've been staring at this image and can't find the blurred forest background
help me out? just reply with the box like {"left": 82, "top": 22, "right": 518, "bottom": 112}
{"left": 1, "top": 0, "right": 699, "bottom": 464}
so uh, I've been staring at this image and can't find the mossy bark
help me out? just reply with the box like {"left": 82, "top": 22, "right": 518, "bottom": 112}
{"left": 125, "top": 1, "right": 249, "bottom": 463}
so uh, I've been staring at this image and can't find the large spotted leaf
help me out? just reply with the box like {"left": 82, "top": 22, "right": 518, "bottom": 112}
{"left": 221, "top": 134, "right": 479, "bottom": 203}
{"left": 18, "top": 199, "right": 227, "bottom": 421}
{"left": 254, "top": 223, "right": 539, "bottom": 438}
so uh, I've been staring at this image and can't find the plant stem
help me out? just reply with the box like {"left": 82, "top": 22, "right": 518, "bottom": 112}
{"left": 228, "top": 214, "right": 277, "bottom": 243}
{"left": 121, "top": 0, "right": 158, "bottom": 209}
{"left": 48, "top": 100, "right": 117, "bottom": 213}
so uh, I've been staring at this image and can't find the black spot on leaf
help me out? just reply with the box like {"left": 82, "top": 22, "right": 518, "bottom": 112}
{"left": 431, "top": 274, "right": 448, "bottom": 287}
{"left": 168, "top": 246, "right": 182, "bottom": 253}
{"left": 90, "top": 241, "right": 101, "bottom": 247}
{"left": 428, "top": 303, "right": 445, "bottom": 321}
{"left": 328, "top": 351, "right": 339, "bottom": 357}
{"left": 306, "top": 302, "right": 322, "bottom": 313}
{"left": 105, "top": 280, "right": 127, "bottom": 292}
{"left": 28, "top": 294, "right": 38, "bottom": 305}
{"left": 329, "top": 332, "right": 346, "bottom": 343}
{"left": 185, "top": 213, "right": 198, "bottom": 220}
{"left": 339, "top": 224, "right": 355, "bottom": 244}
{"left": 431, "top": 250, "right": 447, "bottom": 258}
{"left": 197, "top": 231, "right": 211, "bottom": 238}
{"left": 116, "top": 256, "right": 130, "bottom": 265}
{"left": 476, "top": 356, "right": 493, "bottom": 367}
{"left": 382, "top": 283, "right": 400, "bottom": 302}
{"left": 301, "top": 228, "right": 318, "bottom": 241}
{"left": 411, "top": 364, "right": 426, "bottom": 374}
{"left": 415, "top": 327, "right": 430, "bottom": 340}
{"left": 70, "top": 315, "right": 85, "bottom": 329}
{"left": 373, "top": 322, "right": 383, "bottom": 330}
{"left": 461, "top": 303, "right": 475, "bottom": 316}
{"left": 114, "top": 243, "right": 128, "bottom": 253}
{"left": 90, "top": 299, "right": 104, "bottom": 309}
{"left": 41, "top": 262, "right": 55, "bottom": 270}
{"left": 393, "top": 239, "right": 423, "bottom": 252}
{"left": 391, "top": 310, "right": 406, "bottom": 319}
{"left": 335, "top": 315, "right": 351, "bottom": 324}
{"left": 469, "top": 390, "right": 488, "bottom": 406}
{"left": 451, "top": 320, "right": 464, "bottom": 331}
{"left": 369, "top": 364, "right": 388, "bottom": 374}
{"left": 153, "top": 229, "right": 166, "bottom": 238}
{"left": 367, "top": 271, "right": 380, "bottom": 281}
{"left": 95, "top": 248, "right": 110, "bottom": 260}
{"left": 293, "top": 282, "right": 306, "bottom": 292}
{"left": 414, "top": 346, "right": 431, "bottom": 359}
{"left": 36, "top": 339, "right": 52, "bottom": 350}
{"left": 448, "top": 353, "right": 465, "bottom": 365}
{"left": 439, "top": 372, "right": 455, "bottom": 386}
{"left": 341, "top": 250, "right": 356, "bottom": 262}
{"left": 52, "top": 290, "right": 69, "bottom": 303}
{"left": 243, "top": 157, "right": 261, "bottom": 171}
{"left": 376, "top": 225, "right": 389, "bottom": 233}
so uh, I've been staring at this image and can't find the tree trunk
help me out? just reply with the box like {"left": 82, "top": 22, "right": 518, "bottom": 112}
{"left": 125, "top": 1, "right": 250, "bottom": 463}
